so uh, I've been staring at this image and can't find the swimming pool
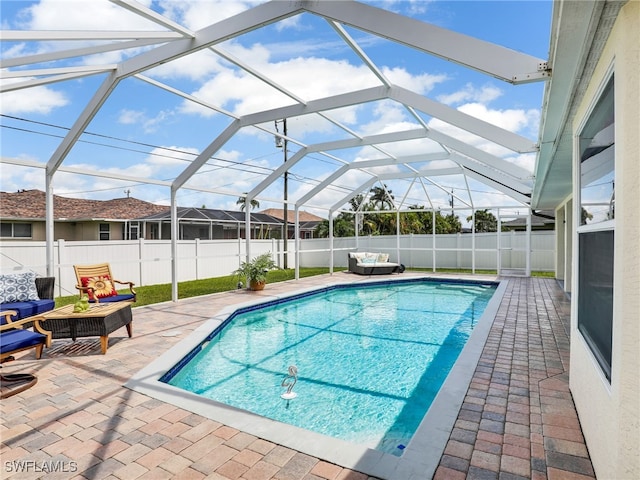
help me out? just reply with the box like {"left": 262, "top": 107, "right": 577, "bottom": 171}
{"left": 128, "top": 275, "right": 505, "bottom": 479}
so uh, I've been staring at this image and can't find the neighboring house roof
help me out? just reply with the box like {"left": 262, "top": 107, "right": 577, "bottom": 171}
{"left": 0, "top": 189, "right": 169, "bottom": 221}
{"left": 138, "top": 207, "right": 284, "bottom": 225}
{"left": 259, "top": 208, "right": 324, "bottom": 224}
{"left": 501, "top": 210, "right": 556, "bottom": 229}
{"left": 0, "top": 190, "right": 321, "bottom": 229}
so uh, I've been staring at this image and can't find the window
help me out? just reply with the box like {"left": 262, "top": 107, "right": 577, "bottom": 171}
{"left": 99, "top": 223, "right": 110, "bottom": 241}
{"left": 123, "top": 223, "right": 139, "bottom": 240}
{"left": 0, "top": 222, "right": 32, "bottom": 238}
{"left": 130, "top": 224, "right": 139, "bottom": 240}
{"left": 579, "top": 78, "right": 615, "bottom": 225}
{"left": 577, "top": 75, "right": 614, "bottom": 381}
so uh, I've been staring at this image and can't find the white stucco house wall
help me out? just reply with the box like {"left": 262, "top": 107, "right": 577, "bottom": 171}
{"left": 533, "top": 1, "right": 639, "bottom": 478}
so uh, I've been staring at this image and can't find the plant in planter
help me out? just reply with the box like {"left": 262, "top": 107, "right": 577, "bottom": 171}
{"left": 234, "top": 252, "right": 277, "bottom": 291}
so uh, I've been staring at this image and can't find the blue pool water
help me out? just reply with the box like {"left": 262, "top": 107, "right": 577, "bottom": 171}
{"left": 162, "top": 278, "right": 497, "bottom": 455}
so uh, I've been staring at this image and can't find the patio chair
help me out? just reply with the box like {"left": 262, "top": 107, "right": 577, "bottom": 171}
{"left": 73, "top": 263, "right": 136, "bottom": 303}
{"left": 1, "top": 373, "right": 38, "bottom": 399}
{"left": 0, "top": 311, "right": 52, "bottom": 361}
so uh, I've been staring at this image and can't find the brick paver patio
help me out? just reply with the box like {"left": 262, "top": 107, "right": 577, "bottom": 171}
{"left": 0, "top": 274, "right": 594, "bottom": 479}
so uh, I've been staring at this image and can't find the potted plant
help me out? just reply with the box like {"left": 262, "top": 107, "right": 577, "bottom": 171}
{"left": 234, "top": 252, "right": 277, "bottom": 291}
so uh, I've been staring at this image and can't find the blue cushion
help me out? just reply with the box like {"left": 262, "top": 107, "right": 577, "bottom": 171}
{"left": 89, "top": 294, "right": 134, "bottom": 303}
{"left": 0, "top": 328, "right": 46, "bottom": 354}
{"left": 1, "top": 299, "right": 55, "bottom": 324}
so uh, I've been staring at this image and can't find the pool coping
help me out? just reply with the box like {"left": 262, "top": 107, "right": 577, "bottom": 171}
{"left": 125, "top": 275, "right": 506, "bottom": 480}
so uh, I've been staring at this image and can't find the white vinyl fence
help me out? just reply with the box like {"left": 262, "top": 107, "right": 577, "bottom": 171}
{"left": 300, "top": 231, "right": 555, "bottom": 273}
{"left": 0, "top": 231, "right": 554, "bottom": 297}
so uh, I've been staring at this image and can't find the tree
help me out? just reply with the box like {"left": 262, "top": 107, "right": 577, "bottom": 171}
{"left": 466, "top": 209, "right": 498, "bottom": 232}
{"left": 314, "top": 214, "right": 355, "bottom": 238}
{"left": 442, "top": 213, "right": 462, "bottom": 233}
{"left": 236, "top": 194, "right": 260, "bottom": 211}
{"left": 369, "top": 185, "right": 394, "bottom": 210}
{"left": 349, "top": 194, "right": 364, "bottom": 212}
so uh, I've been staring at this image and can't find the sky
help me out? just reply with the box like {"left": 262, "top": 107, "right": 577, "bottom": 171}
{"left": 0, "top": 0, "right": 553, "bottom": 220}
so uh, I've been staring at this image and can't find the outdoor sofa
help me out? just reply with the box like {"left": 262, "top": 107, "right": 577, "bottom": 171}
{"left": 348, "top": 252, "right": 404, "bottom": 275}
{"left": 0, "top": 273, "right": 55, "bottom": 322}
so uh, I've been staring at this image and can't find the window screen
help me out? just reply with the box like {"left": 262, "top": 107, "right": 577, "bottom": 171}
{"left": 0, "top": 223, "right": 12, "bottom": 237}
{"left": 580, "top": 78, "right": 614, "bottom": 225}
{"left": 13, "top": 223, "right": 32, "bottom": 237}
{"left": 578, "top": 230, "right": 614, "bottom": 381}
{"left": 99, "top": 223, "right": 110, "bottom": 241}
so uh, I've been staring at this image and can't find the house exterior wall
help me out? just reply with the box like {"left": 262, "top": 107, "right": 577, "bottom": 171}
{"left": 554, "top": 197, "right": 573, "bottom": 291}
{"left": 31, "top": 221, "right": 46, "bottom": 241}
{"left": 569, "top": 2, "right": 640, "bottom": 479}
{"left": 554, "top": 204, "right": 564, "bottom": 281}
{"left": 0, "top": 220, "right": 127, "bottom": 241}
{"left": 53, "top": 222, "right": 76, "bottom": 241}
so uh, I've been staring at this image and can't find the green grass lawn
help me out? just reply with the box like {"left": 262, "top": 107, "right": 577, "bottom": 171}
{"left": 55, "top": 266, "right": 554, "bottom": 309}
{"left": 55, "top": 267, "right": 346, "bottom": 308}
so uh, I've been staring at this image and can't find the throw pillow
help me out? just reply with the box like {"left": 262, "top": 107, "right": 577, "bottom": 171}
{"left": 0, "top": 272, "right": 40, "bottom": 303}
{"left": 353, "top": 252, "right": 367, "bottom": 262}
{"left": 377, "top": 253, "right": 389, "bottom": 263}
{"left": 81, "top": 275, "right": 117, "bottom": 300}
{"left": 362, "top": 253, "right": 377, "bottom": 264}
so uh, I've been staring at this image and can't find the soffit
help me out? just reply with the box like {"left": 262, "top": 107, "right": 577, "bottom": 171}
{"left": 532, "top": 0, "right": 626, "bottom": 210}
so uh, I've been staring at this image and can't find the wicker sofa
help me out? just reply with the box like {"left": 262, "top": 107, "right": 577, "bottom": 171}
{"left": 347, "top": 252, "right": 403, "bottom": 275}
{"left": 0, "top": 274, "right": 55, "bottom": 323}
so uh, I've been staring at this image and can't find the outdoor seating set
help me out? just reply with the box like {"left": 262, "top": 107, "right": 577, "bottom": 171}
{"left": 0, "top": 263, "right": 136, "bottom": 367}
{"left": 347, "top": 251, "right": 405, "bottom": 275}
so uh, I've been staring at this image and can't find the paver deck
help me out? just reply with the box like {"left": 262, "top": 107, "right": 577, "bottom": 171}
{"left": 0, "top": 274, "right": 594, "bottom": 479}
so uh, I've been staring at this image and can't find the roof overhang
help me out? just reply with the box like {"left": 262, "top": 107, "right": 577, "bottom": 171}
{"left": 532, "top": 0, "right": 627, "bottom": 210}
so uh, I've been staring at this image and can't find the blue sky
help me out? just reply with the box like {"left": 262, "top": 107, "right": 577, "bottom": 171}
{"left": 1, "top": 0, "right": 553, "bottom": 218}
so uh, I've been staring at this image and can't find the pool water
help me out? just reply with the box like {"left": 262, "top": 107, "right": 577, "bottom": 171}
{"left": 162, "top": 279, "right": 496, "bottom": 455}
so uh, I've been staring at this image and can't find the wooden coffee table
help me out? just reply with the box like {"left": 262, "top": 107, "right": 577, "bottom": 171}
{"left": 39, "top": 302, "right": 133, "bottom": 354}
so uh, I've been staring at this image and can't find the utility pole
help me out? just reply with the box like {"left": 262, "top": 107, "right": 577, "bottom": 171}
{"left": 449, "top": 189, "right": 454, "bottom": 215}
{"left": 275, "top": 119, "right": 288, "bottom": 269}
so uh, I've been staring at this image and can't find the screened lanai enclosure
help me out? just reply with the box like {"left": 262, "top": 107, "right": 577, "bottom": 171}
{"left": 1, "top": 0, "right": 553, "bottom": 299}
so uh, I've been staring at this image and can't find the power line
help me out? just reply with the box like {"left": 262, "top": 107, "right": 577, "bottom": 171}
{"left": 1, "top": 115, "right": 354, "bottom": 203}
{"left": 5, "top": 114, "right": 480, "bottom": 207}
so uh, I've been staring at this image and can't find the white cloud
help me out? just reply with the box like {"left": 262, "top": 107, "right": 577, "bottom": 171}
{"left": 20, "top": 0, "right": 156, "bottom": 31}
{"left": 146, "top": 49, "right": 226, "bottom": 82}
{"left": 0, "top": 78, "right": 68, "bottom": 114}
{"left": 458, "top": 102, "right": 536, "bottom": 133}
{"left": 437, "top": 83, "right": 503, "bottom": 106}
{"left": 145, "top": 146, "right": 200, "bottom": 167}
{"left": 117, "top": 109, "right": 175, "bottom": 134}
{"left": 7, "top": 0, "right": 163, "bottom": 67}
{"left": 118, "top": 109, "right": 146, "bottom": 125}
{"left": 383, "top": 67, "right": 447, "bottom": 94}
{"left": 158, "top": 0, "right": 259, "bottom": 31}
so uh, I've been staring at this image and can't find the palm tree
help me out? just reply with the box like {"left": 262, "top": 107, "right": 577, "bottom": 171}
{"left": 236, "top": 194, "right": 260, "bottom": 211}
{"left": 369, "top": 185, "right": 394, "bottom": 210}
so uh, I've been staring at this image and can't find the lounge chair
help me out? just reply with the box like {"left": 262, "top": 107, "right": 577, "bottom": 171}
{"left": 73, "top": 263, "right": 136, "bottom": 303}
{"left": 0, "top": 311, "right": 52, "bottom": 361}
{"left": 348, "top": 252, "right": 403, "bottom": 275}
{"left": 0, "top": 373, "right": 38, "bottom": 399}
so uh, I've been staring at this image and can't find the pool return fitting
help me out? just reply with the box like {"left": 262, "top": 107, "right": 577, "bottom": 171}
{"left": 281, "top": 365, "right": 298, "bottom": 400}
